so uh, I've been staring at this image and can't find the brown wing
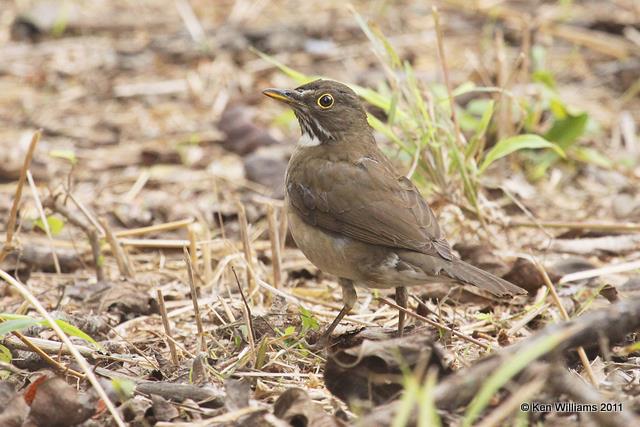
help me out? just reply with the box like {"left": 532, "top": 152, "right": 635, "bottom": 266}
{"left": 287, "top": 155, "right": 453, "bottom": 260}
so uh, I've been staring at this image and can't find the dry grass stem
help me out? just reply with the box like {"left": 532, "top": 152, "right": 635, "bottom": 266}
{"left": 188, "top": 224, "right": 199, "bottom": 276}
{"left": 380, "top": 297, "right": 494, "bottom": 350}
{"left": 11, "top": 330, "right": 84, "bottom": 378}
{"left": 99, "top": 217, "right": 134, "bottom": 278}
{"left": 0, "top": 268, "right": 126, "bottom": 427}
{"left": 68, "top": 192, "right": 105, "bottom": 237}
{"left": 115, "top": 218, "right": 195, "bottom": 238}
{"left": 231, "top": 266, "right": 256, "bottom": 365}
{"left": 184, "top": 248, "right": 206, "bottom": 352}
{"left": 236, "top": 201, "right": 256, "bottom": 296}
{"left": 0, "top": 130, "right": 40, "bottom": 263}
{"left": 278, "top": 205, "right": 288, "bottom": 253}
{"left": 510, "top": 220, "right": 640, "bottom": 233}
{"left": 560, "top": 259, "right": 640, "bottom": 284}
{"left": 432, "top": 6, "right": 463, "bottom": 148}
{"left": 119, "top": 238, "right": 190, "bottom": 249}
{"left": 267, "top": 204, "right": 282, "bottom": 288}
{"left": 45, "top": 195, "right": 104, "bottom": 282}
{"left": 202, "top": 221, "right": 213, "bottom": 286}
{"left": 27, "top": 170, "right": 62, "bottom": 274}
{"left": 156, "top": 289, "right": 179, "bottom": 365}
{"left": 535, "top": 260, "right": 598, "bottom": 387}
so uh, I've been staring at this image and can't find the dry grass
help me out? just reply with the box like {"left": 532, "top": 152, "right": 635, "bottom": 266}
{"left": 1, "top": 0, "right": 639, "bottom": 425}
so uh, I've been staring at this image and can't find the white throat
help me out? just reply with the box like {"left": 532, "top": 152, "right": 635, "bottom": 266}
{"left": 298, "top": 132, "right": 321, "bottom": 147}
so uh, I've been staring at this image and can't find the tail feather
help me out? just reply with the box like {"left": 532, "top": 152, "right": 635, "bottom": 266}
{"left": 445, "top": 259, "right": 526, "bottom": 297}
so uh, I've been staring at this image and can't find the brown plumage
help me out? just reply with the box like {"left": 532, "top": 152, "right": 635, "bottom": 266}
{"left": 263, "top": 79, "right": 525, "bottom": 343}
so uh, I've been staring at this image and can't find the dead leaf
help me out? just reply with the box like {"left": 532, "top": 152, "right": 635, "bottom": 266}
{"left": 98, "top": 281, "right": 159, "bottom": 318}
{"left": 324, "top": 328, "right": 449, "bottom": 406}
{"left": 274, "top": 388, "right": 345, "bottom": 427}
{"left": 149, "top": 394, "right": 179, "bottom": 422}
{"left": 502, "top": 257, "right": 545, "bottom": 294}
{"left": 26, "top": 376, "right": 96, "bottom": 427}
{"left": 218, "top": 104, "right": 281, "bottom": 155}
{"left": 0, "top": 381, "right": 29, "bottom": 427}
{"left": 244, "top": 146, "right": 290, "bottom": 199}
{"left": 600, "top": 284, "right": 619, "bottom": 302}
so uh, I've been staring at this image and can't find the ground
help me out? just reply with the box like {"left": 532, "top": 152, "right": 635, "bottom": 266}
{"left": 1, "top": 0, "right": 640, "bottom": 426}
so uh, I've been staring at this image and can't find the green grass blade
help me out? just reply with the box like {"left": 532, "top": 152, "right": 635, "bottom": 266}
{"left": 462, "top": 329, "right": 569, "bottom": 426}
{"left": 479, "top": 134, "right": 565, "bottom": 174}
{"left": 393, "top": 377, "right": 419, "bottom": 427}
{"left": 465, "top": 100, "right": 495, "bottom": 159}
{"left": 250, "top": 48, "right": 317, "bottom": 84}
{"left": 0, "top": 313, "right": 98, "bottom": 346}
{"left": 0, "top": 318, "right": 40, "bottom": 337}
{"left": 418, "top": 370, "right": 442, "bottom": 427}
{"left": 367, "top": 114, "right": 410, "bottom": 152}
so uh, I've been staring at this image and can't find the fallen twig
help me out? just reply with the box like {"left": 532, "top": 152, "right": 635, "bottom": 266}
{"left": 510, "top": 220, "right": 640, "bottom": 233}
{"left": 546, "top": 234, "right": 640, "bottom": 255}
{"left": 560, "top": 259, "right": 640, "bottom": 284}
{"left": 549, "top": 363, "right": 639, "bottom": 427}
{"left": 361, "top": 296, "right": 640, "bottom": 424}
{"left": 380, "top": 297, "right": 494, "bottom": 351}
{"left": 11, "top": 330, "right": 84, "bottom": 378}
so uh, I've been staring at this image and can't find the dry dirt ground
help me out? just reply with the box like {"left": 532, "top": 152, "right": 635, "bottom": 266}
{"left": 1, "top": 0, "right": 640, "bottom": 426}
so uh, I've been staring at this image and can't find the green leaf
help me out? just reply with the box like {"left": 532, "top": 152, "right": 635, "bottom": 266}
{"left": 111, "top": 378, "right": 135, "bottom": 402}
{"left": 299, "top": 307, "right": 319, "bottom": 331}
{"left": 0, "top": 344, "right": 11, "bottom": 363}
{"left": 49, "top": 149, "right": 77, "bottom": 164}
{"left": 531, "top": 44, "right": 547, "bottom": 72}
{"left": 544, "top": 113, "right": 589, "bottom": 148}
{"left": 532, "top": 70, "right": 557, "bottom": 90}
{"left": 452, "top": 81, "right": 477, "bottom": 98}
{"left": 255, "top": 337, "right": 269, "bottom": 370}
{"left": 479, "top": 134, "right": 565, "bottom": 174}
{"left": 572, "top": 147, "right": 612, "bottom": 169}
{"left": 34, "top": 215, "right": 65, "bottom": 236}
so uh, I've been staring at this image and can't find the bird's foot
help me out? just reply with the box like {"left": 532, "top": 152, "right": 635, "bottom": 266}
{"left": 304, "top": 329, "right": 331, "bottom": 352}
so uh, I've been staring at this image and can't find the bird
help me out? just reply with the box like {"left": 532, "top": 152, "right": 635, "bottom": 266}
{"left": 263, "top": 79, "right": 525, "bottom": 344}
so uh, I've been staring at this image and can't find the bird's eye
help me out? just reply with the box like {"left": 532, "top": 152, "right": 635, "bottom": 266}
{"left": 317, "top": 94, "right": 334, "bottom": 109}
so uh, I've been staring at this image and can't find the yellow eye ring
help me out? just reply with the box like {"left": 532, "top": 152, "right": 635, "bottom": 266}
{"left": 317, "top": 93, "right": 334, "bottom": 109}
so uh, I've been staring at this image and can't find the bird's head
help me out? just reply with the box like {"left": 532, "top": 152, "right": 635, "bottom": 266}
{"left": 263, "top": 79, "right": 369, "bottom": 146}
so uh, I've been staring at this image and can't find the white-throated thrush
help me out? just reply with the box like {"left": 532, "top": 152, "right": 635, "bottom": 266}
{"left": 263, "top": 79, "right": 525, "bottom": 344}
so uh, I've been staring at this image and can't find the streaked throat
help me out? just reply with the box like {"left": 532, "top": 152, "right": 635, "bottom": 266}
{"left": 294, "top": 111, "right": 334, "bottom": 147}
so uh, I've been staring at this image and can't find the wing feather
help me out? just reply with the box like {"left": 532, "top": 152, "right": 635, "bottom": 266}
{"left": 287, "top": 156, "right": 453, "bottom": 260}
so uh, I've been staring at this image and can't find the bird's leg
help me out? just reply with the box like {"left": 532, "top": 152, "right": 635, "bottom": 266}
{"left": 315, "top": 278, "right": 357, "bottom": 348}
{"left": 395, "top": 286, "right": 408, "bottom": 336}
